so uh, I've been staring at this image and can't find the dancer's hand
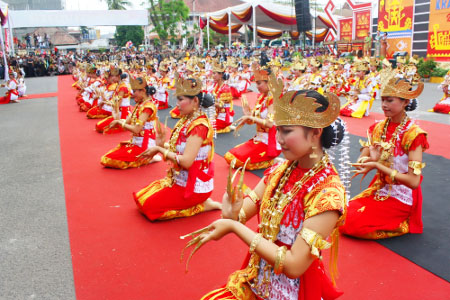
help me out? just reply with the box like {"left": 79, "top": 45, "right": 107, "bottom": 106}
{"left": 112, "top": 110, "right": 120, "bottom": 120}
{"left": 369, "top": 145, "right": 382, "bottom": 162}
{"left": 155, "top": 119, "right": 166, "bottom": 147}
{"left": 221, "top": 189, "right": 244, "bottom": 220}
{"left": 137, "top": 146, "right": 159, "bottom": 160}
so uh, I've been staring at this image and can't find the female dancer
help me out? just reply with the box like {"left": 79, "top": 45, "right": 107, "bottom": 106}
{"left": 0, "top": 71, "right": 19, "bottom": 104}
{"left": 134, "top": 75, "right": 221, "bottom": 221}
{"left": 100, "top": 77, "right": 160, "bottom": 169}
{"left": 183, "top": 75, "right": 347, "bottom": 300}
{"left": 341, "top": 77, "right": 428, "bottom": 239}
{"left": 95, "top": 68, "right": 132, "bottom": 134}
{"left": 211, "top": 62, "right": 234, "bottom": 133}
{"left": 224, "top": 68, "right": 281, "bottom": 170}
{"left": 430, "top": 75, "right": 450, "bottom": 114}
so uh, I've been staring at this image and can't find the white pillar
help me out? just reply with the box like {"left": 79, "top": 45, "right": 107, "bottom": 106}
{"left": 312, "top": 10, "right": 316, "bottom": 50}
{"left": 228, "top": 10, "right": 232, "bottom": 48}
{"left": 207, "top": 17, "right": 210, "bottom": 50}
{"left": 0, "top": 26, "right": 8, "bottom": 80}
{"left": 7, "top": 15, "right": 14, "bottom": 56}
{"left": 252, "top": 5, "right": 256, "bottom": 47}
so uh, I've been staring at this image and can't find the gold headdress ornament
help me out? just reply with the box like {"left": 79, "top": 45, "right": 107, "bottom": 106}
{"left": 212, "top": 60, "right": 226, "bottom": 73}
{"left": 252, "top": 64, "right": 270, "bottom": 81}
{"left": 159, "top": 62, "right": 169, "bottom": 72}
{"left": 268, "top": 73, "right": 340, "bottom": 128}
{"left": 130, "top": 76, "right": 147, "bottom": 90}
{"left": 396, "top": 56, "right": 406, "bottom": 64}
{"left": 174, "top": 72, "right": 203, "bottom": 97}
{"left": 337, "top": 58, "right": 346, "bottom": 65}
{"left": 309, "top": 58, "right": 320, "bottom": 67}
{"left": 408, "top": 55, "right": 419, "bottom": 65}
{"left": 355, "top": 61, "right": 369, "bottom": 72}
{"left": 226, "top": 58, "right": 239, "bottom": 68}
{"left": 382, "top": 58, "right": 392, "bottom": 67}
{"left": 292, "top": 61, "right": 306, "bottom": 71}
{"left": 186, "top": 61, "right": 196, "bottom": 72}
{"left": 369, "top": 58, "right": 379, "bottom": 66}
{"left": 381, "top": 77, "right": 424, "bottom": 100}
{"left": 86, "top": 65, "right": 97, "bottom": 74}
{"left": 145, "top": 62, "right": 154, "bottom": 69}
{"left": 241, "top": 58, "right": 251, "bottom": 65}
{"left": 108, "top": 66, "right": 121, "bottom": 76}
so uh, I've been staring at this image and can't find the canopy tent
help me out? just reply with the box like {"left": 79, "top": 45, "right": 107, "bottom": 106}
{"left": 199, "top": 0, "right": 335, "bottom": 49}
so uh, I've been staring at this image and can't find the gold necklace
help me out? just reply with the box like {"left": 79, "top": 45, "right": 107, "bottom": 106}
{"left": 250, "top": 154, "right": 330, "bottom": 298}
{"left": 375, "top": 114, "right": 409, "bottom": 201}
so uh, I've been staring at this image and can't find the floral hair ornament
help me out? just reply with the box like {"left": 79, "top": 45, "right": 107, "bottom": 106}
{"left": 174, "top": 72, "right": 203, "bottom": 97}
{"left": 268, "top": 73, "right": 340, "bottom": 128}
{"left": 381, "top": 77, "right": 424, "bottom": 100}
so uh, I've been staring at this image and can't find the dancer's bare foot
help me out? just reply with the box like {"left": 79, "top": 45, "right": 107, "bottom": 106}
{"left": 203, "top": 198, "right": 222, "bottom": 211}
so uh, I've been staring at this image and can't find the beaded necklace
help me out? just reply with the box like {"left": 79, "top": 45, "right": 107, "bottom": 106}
{"left": 250, "top": 154, "right": 330, "bottom": 298}
{"left": 375, "top": 114, "right": 410, "bottom": 201}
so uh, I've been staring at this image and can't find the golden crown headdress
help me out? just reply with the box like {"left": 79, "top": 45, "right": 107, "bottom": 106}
{"left": 159, "top": 62, "right": 169, "bottom": 72}
{"left": 369, "top": 58, "right": 379, "bottom": 66}
{"left": 86, "top": 65, "right": 97, "bottom": 74}
{"left": 241, "top": 58, "right": 251, "bottom": 65}
{"left": 268, "top": 73, "right": 340, "bottom": 128}
{"left": 212, "top": 61, "right": 226, "bottom": 73}
{"left": 292, "top": 62, "right": 306, "bottom": 71}
{"left": 381, "top": 77, "right": 424, "bottom": 100}
{"left": 130, "top": 76, "right": 147, "bottom": 90}
{"left": 355, "top": 61, "right": 369, "bottom": 72}
{"left": 108, "top": 66, "right": 121, "bottom": 76}
{"left": 252, "top": 64, "right": 270, "bottom": 81}
{"left": 382, "top": 58, "right": 392, "bottom": 68}
{"left": 396, "top": 56, "right": 406, "bottom": 64}
{"left": 174, "top": 72, "right": 203, "bottom": 97}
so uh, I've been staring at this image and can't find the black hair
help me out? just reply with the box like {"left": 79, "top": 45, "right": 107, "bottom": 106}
{"left": 145, "top": 86, "right": 156, "bottom": 96}
{"left": 120, "top": 73, "right": 127, "bottom": 80}
{"left": 296, "top": 90, "right": 345, "bottom": 148}
{"left": 405, "top": 98, "right": 417, "bottom": 111}
{"left": 186, "top": 92, "right": 214, "bottom": 109}
{"left": 222, "top": 73, "right": 230, "bottom": 81}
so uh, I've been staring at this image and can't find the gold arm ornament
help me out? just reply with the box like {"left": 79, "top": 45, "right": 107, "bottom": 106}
{"left": 408, "top": 161, "right": 426, "bottom": 175}
{"left": 300, "top": 227, "right": 331, "bottom": 259}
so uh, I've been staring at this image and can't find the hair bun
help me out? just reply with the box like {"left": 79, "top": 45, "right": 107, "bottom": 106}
{"left": 201, "top": 93, "right": 215, "bottom": 108}
{"left": 322, "top": 117, "right": 345, "bottom": 149}
{"left": 146, "top": 86, "right": 156, "bottom": 96}
{"left": 405, "top": 98, "right": 417, "bottom": 111}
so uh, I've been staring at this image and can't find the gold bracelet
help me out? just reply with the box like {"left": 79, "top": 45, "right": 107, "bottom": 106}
{"left": 238, "top": 208, "right": 247, "bottom": 224}
{"left": 163, "top": 149, "right": 170, "bottom": 161}
{"left": 249, "top": 233, "right": 262, "bottom": 254}
{"left": 300, "top": 227, "right": 331, "bottom": 259}
{"left": 274, "top": 246, "right": 287, "bottom": 275}
{"left": 246, "top": 190, "right": 259, "bottom": 204}
{"left": 390, "top": 169, "right": 398, "bottom": 183}
{"left": 164, "top": 142, "right": 170, "bottom": 149}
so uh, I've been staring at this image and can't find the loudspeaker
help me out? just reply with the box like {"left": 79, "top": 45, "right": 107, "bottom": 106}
{"left": 295, "top": 0, "right": 312, "bottom": 32}
{"left": 393, "top": 51, "right": 408, "bottom": 58}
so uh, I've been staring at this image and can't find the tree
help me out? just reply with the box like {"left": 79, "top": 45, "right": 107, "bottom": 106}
{"left": 115, "top": 26, "right": 144, "bottom": 47}
{"left": 103, "top": 0, "right": 131, "bottom": 10}
{"left": 147, "top": 0, "right": 190, "bottom": 44}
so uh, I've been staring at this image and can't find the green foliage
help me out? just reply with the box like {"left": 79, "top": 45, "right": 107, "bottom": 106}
{"left": 430, "top": 67, "right": 449, "bottom": 78}
{"left": 417, "top": 58, "right": 437, "bottom": 77}
{"left": 114, "top": 26, "right": 144, "bottom": 47}
{"left": 147, "top": 0, "right": 190, "bottom": 43}
{"left": 200, "top": 27, "right": 227, "bottom": 48}
{"left": 104, "top": 0, "right": 130, "bottom": 10}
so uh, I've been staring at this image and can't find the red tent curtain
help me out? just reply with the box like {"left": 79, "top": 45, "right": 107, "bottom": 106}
{"left": 232, "top": 6, "right": 253, "bottom": 23}
{"left": 210, "top": 14, "right": 229, "bottom": 26}
{"left": 248, "top": 25, "right": 283, "bottom": 40}
{"left": 306, "top": 29, "right": 329, "bottom": 43}
{"left": 199, "top": 17, "right": 207, "bottom": 30}
{"left": 209, "top": 22, "right": 243, "bottom": 35}
{"left": 257, "top": 5, "right": 296, "bottom": 25}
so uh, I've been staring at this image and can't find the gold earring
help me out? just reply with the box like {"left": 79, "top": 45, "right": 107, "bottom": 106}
{"left": 309, "top": 146, "right": 318, "bottom": 159}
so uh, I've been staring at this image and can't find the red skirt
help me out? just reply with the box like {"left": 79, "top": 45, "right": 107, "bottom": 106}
{"left": 86, "top": 105, "right": 111, "bottom": 119}
{"left": 339, "top": 106, "right": 353, "bottom": 117}
{"left": 95, "top": 116, "right": 126, "bottom": 134}
{"left": 133, "top": 180, "right": 211, "bottom": 221}
{"left": 224, "top": 139, "right": 280, "bottom": 170}
{"left": 340, "top": 195, "right": 412, "bottom": 239}
{"left": 0, "top": 94, "right": 11, "bottom": 105}
{"left": 433, "top": 103, "right": 450, "bottom": 114}
{"left": 101, "top": 142, "right": 151, "bottom": 169}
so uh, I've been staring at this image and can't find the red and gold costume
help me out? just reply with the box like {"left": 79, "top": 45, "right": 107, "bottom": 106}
{"left": 95, "top": 81, "right": 132, "bottom": 134}
{"left": 340, "top": 118, "right": 428, "bottom": 239}
{"left": 0, "top": 77, "right": 19, "bottom": 104}
{"left": 101, "top": 100, "right": 158, "bottom": 169}
{"left": 86, "top": 81, "right": 117, "bottom": 119}
{"left": 224, "top": 93, "right": 281, "bottom": 170}
{"left": 133, "top": 112, "right": 215, "bottom": 221}
{"left": 213, "top": 81, "right": 234, "bottom": 133}
{"left": 202, "top": 159, "right": 346, "bottom": 300}
{"left": 153, "top": 76, "right": 171, "bottom": 109}
{"left": 431, "top": 76, "right": 450, "bottom": 114}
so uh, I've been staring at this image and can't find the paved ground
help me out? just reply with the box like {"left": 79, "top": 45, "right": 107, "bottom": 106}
{"left": 0, "top": 77, "right": 75, "bottom": 300}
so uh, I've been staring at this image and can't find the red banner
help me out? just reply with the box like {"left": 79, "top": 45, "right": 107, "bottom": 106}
{"left": 339, "top": 18, "right": 353, "bottom": 41}
{"left": 355, "top": 10, "right": 371, "bottom": 39}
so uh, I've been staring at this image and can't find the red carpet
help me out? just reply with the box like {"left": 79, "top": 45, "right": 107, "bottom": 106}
{"left": 20, "top": 92, "right": 58, "bottom": 100}
{"left": 58, "top": 77, "right": 449, "bottom": 299}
